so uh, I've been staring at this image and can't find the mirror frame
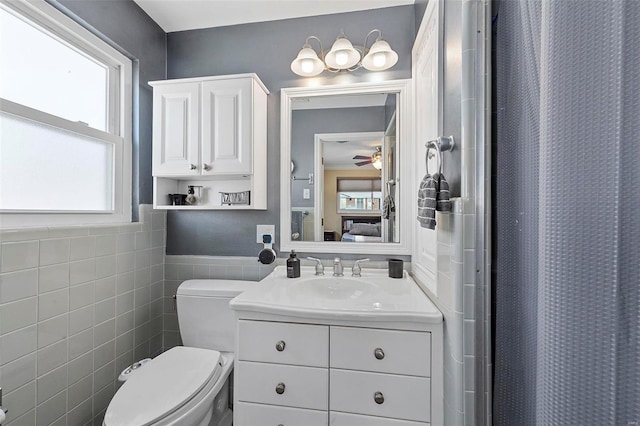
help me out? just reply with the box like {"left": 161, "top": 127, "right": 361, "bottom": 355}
{"left": 280, "top": 79, "right": 413, "bottom": 255}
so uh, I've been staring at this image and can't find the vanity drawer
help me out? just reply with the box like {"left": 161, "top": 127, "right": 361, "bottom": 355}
{"left": 236, "top": 361, "right": 328, "bottom": 411}
{"left": 330, "top": 411, "right": 429, "bottom": 426}
{"left": 239, "top": 320, "right": 329, "bottom": 367}
{"left": 236, "top": 402, "right": 327, "bottom": 426}
{"left": 330, "top": 327, "right": 431, "bottom": 377}
{"left": 330, "top": 369, "right": 430, "bottom": 423}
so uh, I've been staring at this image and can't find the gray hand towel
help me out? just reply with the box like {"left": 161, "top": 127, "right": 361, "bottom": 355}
{"left": 417, "top": 174, "right": 437, "bottom": 229}
{"left": 383, "top": 194, "right": 395, "bottom": 219}
{"left": 417, "top": 172, "right": 451, "bottom": 230}
{"left": 434, "top": 172, "right": 451, "bottom": 212}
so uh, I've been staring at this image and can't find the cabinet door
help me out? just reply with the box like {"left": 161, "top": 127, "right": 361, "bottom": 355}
{"left": 152, "top": 83, "right": 200, "bottom": 176}
{"left": 330, "top": 412, "right": 428, "bottom": 426}
{"left": 330, "top": 327, "right": 431, "bottom": 377}
{"left": 201, "top": 78, "right": 252, "bottom": 175}
{"left": 330, "top": 369, "right": 430, "bottom": 423}
{"left": 236, "top": 402, "right": 327, "bottom": 426}
{"left": 238, "top": 320, "right": 329, "bottom": 367}
{"left": 236, "top": 361, "right": 328, "bottom": 411}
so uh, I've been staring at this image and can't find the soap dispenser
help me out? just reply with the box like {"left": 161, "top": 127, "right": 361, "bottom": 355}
{"left": 287, "top": 250, "right": 300, "bottom": 278}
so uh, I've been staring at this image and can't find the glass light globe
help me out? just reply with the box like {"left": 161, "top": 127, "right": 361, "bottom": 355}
{"left": 362, "top": 39, "right": 398, "bottom": 71}
{"left": 325, "top": 35, "right": 360, "bottom": 69}
{"left": 291, "top": 46, "right": 324, "bottom": 76}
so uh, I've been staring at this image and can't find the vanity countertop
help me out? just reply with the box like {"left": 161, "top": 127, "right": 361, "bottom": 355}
{"left": 230, "top": 266, "right": 443, "bottom": 329}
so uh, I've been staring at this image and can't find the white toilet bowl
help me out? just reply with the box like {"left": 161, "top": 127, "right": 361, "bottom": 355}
{"left": 103, "top": 279, "right": 255, "bottom": 426}
{"left": 103, "top": 346, "right": 233, "bottom": 426}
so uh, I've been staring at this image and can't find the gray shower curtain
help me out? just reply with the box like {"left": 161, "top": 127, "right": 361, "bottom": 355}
{"left": 493, "top": 1, "right": 639, "bottom": 425}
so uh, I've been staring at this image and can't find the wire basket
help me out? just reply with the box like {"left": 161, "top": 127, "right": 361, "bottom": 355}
{"left": 220, "top": 190, "right": 250, "bottom": 206}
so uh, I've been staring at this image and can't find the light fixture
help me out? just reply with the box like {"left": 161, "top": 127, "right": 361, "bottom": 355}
{"left": 290, "top": 38, "right": 325, "bottom": 77}
{"left": 353, "top": 146, "right": 383, "bottom": 169}
{"left": 324, "top": 32, "right": 361, "bottom": 69}
{"left": 291, "top": 29, "right": 398, "bottom": 77}
{"left": 371, "top": 148, "right": 383, "bottom": 170}
{"left": 362, "top": 39, "right": 398, "bottom": 71}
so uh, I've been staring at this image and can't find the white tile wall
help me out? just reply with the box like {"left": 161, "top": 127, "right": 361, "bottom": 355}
{"left": 0, "top": 205, "right": 165, "bottom": 426}
{"left": 416, "top": 196, "right": 476, "bottom": 426}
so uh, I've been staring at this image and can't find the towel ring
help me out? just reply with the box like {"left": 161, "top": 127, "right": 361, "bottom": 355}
{"left": 426, "top": 136, "right": 455, "bottom": 175}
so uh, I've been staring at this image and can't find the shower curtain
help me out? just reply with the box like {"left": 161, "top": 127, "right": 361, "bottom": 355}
{"left": 493, "top": 1, "right": 639, "bottom": 425}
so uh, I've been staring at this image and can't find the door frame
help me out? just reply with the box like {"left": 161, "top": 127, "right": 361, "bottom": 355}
{"left": 313, "top": 131, "right": 385, "bottom": 241}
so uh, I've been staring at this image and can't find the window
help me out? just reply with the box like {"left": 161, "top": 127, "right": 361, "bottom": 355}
{"left": 337, "top": 178, "right": 382, "bottom": 213}
{"left": 0, "top": 0, "right": 132, "bottom": 227}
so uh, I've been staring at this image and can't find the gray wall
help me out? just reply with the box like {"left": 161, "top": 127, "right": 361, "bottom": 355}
{"left": 291, "top": 106, "right": 386, "bottom": 207}
{"left": 50, "top": 0, "right": 167, "bottom": 213}
{"left": 165, "top": 6, "right": 415, "bottom": 256}
{"left": 414, "top": 0, "right": 429, "bottom": 34}
{"left": 441, "top": 0, "right": 462, "bottom": 197}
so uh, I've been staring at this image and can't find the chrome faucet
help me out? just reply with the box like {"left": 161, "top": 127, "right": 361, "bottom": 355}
{"left": 352, "top": 258, "right": 370, "bottom": 277}
{"left": 307, "top": 257, "right": 324, "bottom": 276}
{"left": 333, "top": 257, "right": 344, "bottom": 277}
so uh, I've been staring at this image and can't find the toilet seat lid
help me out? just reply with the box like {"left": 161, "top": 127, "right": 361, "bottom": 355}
{"left": 104, "top": 346, "right": 222, "bottom": 426}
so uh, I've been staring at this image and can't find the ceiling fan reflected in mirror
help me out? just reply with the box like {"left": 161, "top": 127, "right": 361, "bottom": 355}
{"left": 353, "top": 146, "right": 382, "bottom": 170}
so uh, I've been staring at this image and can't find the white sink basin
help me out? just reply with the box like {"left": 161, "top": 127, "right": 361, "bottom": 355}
{"left": 295, "top": 276, "right": 377, "bottom": 299}
{"left": 230, "top": 265, "right": 442, "bottom": 325}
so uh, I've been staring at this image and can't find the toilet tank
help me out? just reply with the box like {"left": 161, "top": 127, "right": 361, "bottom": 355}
{"left": 176, "top": 279, "right": 256, "bottom": 352}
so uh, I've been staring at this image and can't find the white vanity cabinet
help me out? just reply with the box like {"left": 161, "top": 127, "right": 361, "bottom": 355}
{"left": 150, "top": 74, "right": 268, "bottom": 210}
{"left": 234, "top": 320, "right": 440, "bottom": 426}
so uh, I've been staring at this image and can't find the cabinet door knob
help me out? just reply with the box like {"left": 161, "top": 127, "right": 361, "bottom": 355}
{"left": 203, "top": 163, "right": 211, "bottom": 171}
{"left": 374, "top": 347, "right": 385, "bottom": 360}
{"left": 275, "top": 340, "right": 286, "bottom": 352}
{"left": 275, "top": 382, "right": 286, "bottom": 394}
{"left": 374, "top": 391, "right": 385, "bottom": 404}
{"left": 189, "top": 163, "right": 197, "bottom": 170}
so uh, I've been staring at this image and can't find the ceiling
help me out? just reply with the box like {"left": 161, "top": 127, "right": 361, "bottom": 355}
{"left": 323, "top": 138, "right": 382, "bottom": 170}
{"left": 133, "top": 0, "right": 414, "bottom": 33}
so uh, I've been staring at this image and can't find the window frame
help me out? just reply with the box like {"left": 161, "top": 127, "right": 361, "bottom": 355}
{"left": 336, "top": 177, "right": 383, "bottom": 214}
{"left": 0, "top": 0, "right": 132, "bottom": 228}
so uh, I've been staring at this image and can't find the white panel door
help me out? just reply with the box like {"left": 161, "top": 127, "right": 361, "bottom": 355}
{"left": 201, "top": 78, "right": 252, "bottom": 175}
{"left": 412, "top": 0, "right": 443, "bottom": 295}
{"left": 152, "top": 82, "right": 200, "bottom": 176}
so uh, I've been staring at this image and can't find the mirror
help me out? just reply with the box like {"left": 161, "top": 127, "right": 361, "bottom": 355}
{"left": 280, "top": 80, "right": 412, "bottom": 255}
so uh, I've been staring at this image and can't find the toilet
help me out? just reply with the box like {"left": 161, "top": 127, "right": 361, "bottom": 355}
{"left": 103, "top": 279, "right": 256, "bottom": 426}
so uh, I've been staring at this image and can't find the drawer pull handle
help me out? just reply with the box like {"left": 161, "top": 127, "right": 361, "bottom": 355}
{"left": 374, "top": 391, "right": 385, "bottom": 404}
{"left": 374, "top": 347, "right": 385, "bottom": 360}
{"left": 275, "top": 340, "right": 286, "bottom": 352}
{"left": 275, "top": 382, "right": 286, "bottom": 394}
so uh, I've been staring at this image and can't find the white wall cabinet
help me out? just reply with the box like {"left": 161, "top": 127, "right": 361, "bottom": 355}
{"left": 234, "top": 319, "right": 441, "bottom": 425}
{"left": 150, "top": 74, "right": 268, "bottom": 210}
